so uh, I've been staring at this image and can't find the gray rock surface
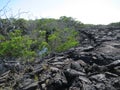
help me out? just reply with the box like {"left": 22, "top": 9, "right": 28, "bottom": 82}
{"left": 0, "top": 25, "right": 120, "bottom": 90}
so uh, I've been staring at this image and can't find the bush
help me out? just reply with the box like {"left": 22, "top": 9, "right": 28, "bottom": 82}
{"left": 0, "top": 30, "right": 36, "bottom": 59}
{"left": 56, "top": 38, "right": 78, "bottom": 52}
{"left": 48, "top": 28, "right": 79, "bottom": 52}
{"left": 0, "top": 17, "right": 80, "bottom": 61}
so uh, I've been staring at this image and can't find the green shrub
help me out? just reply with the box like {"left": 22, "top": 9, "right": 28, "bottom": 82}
{"left": 48, "top": 28, "right": 79, "bottom": 52}
{"left": 0, "top": 34, "right": 5, "bottom": 41}
{"left": 56, "top": 38, "right": 78, "bottom": 52}
{"left": 0, "top": 30, "right": 36, "bottom": 59}
{"left": 0, "top": 18, "right": 80, "bottom": 61}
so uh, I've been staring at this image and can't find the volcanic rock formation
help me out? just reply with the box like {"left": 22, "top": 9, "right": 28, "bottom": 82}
{"left": 0, "top": 25, "right": 120, "bottom": 90}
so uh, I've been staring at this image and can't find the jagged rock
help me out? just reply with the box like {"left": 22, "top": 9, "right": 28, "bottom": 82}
{"left": 81, "top": 84, "right": 96, "bottom": 90}
{"left": 22, "top": 82, "right": 38, "bottom": 90}
{"left": 89, "top": 74, "right": 106, "bottom": 82}
{"left": 0, "top": 63, "right": 8, "bottom": 75}
{"left": 69, "top": 87, "right": 80, "bottom": 90}
{"left": 114, "top": 66, "right": 120, "bottom": 75}
{"left": 70, "top": 62, "right": 85, "bottom": 72}
{"left": 64, "top": 69, "right": 86, "bottom": 78}
{"left": 50, "top": 67, "right": 59, "bottom": 73}
{"left": 94, "top": 83, "right": 106, "bottom": 90}
{"left": 105, "top": 72, "right": 118, "bottom": 77}
{"left": 112, "top": 78, "right": 120, "bottom": 90}
{"left": 17, "top": 79, "right": 38, "bottom": 90}
{"left": 0, "top": 25, "right": 120, "bottom": 90}
{"left": 106, "top": 60, "right": 120, "bottom": 68}
{"left": 78, "top": 76, "right": 91, "bottom": 84}
{"left": 4, "top": 61, "right": 22, "bottom": 73}
{"left": 46, "top": 72, "right": 68, "bottom": 90}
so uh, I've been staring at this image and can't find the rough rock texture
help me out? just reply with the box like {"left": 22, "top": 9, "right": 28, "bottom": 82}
{"left": 0, "top": 25, "right": 120, "bottom": 90}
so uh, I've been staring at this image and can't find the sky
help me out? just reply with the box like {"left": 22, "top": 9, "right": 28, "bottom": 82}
{"left": 0, "top": 0, "right": 120, "bottom": 24}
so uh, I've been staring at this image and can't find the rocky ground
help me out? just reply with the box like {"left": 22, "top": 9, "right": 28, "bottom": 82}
{"left": 0, "top": 25, "right": 120, "bottom": 90}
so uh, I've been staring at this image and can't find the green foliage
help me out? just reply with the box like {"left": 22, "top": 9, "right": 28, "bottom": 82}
{"left": 39, "top": 41, "right": 49, "bottom": 50}
{"left": 48, "top": 28, "right": 79, "bottom": 52}
{"left": 13, "top": 18, "right": 27, "bottom": 30}
{"left": 48, "top": 33, "right": 58, "bottom": 52}
{"left": 56, "top": 39, "right": 78, "bottom": 52}
{"left": 59, "top": 16, "right": 84, "bottom": 29}
{"left": 0, "top": 16, "right": 81, "bottom": 62}
{"left": 29, "top": 30, "right": 50, "bottom": 58}
{"left": 0, "top": 30, "right": 36, "bottom": 59}
{"left": 0, "top": 34, "right": 5, "bottom": 41}
{"left": 1, "top": 16, "right": 120, "bottom": 63}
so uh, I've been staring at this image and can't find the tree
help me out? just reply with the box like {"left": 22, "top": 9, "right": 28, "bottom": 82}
{"left": 59, "top": 16, "right": 84, "bottom": 30}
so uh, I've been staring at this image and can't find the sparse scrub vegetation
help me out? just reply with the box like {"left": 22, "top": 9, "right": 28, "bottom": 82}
{"left": 0, "top": 16, "right": 82, "bottom": 61}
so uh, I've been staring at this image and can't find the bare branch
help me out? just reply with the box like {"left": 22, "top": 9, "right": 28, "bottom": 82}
{"left": 13, "top": 9, "right": 29, "bottom": 18}
{"left": 0, "top": 0, "right": 11, "bottom": 12}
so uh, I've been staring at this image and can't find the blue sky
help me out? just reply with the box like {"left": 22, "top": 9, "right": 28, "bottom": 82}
{"left": 0, "top": 0, "right": 120, "bottom": 24}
